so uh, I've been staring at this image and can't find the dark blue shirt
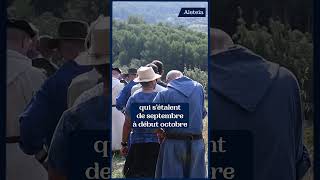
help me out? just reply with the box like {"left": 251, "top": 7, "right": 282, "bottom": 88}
{"left": 19, "top": 60, "right": 92, "bottom": 154}
{"left": 126, "top": 91, "right": 159, "bottom": 144}
{"left": 48, "top": 95, "right": 110, "bottom": 175}
{"left": 115, "top": 80, "right": 137, "bottom": 111}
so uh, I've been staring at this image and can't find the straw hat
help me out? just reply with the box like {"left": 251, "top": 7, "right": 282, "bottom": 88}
{"left": 76, "top": 15, "right": 110, "bottom": 65}
{"left": 134, "top": 66, "right": 162, "bottom": 83}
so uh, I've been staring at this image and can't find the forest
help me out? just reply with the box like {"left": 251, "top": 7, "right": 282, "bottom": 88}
{"left": 112, "top": 17, "right": 208, "bottom": 92}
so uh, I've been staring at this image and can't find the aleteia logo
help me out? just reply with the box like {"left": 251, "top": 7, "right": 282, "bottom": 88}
{"left": 178, "top": 8, "right": 206, "bottom": 17}
{"left": 184, "top": 9, "right": 204, "bottom": 15}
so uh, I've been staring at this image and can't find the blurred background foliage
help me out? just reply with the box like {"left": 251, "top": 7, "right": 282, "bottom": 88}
{"left": 7, "top": 0, "right": 109, "bottom": 36}
{"left": 233, "top": 10, "right": 313, "bottom": 123}
{"left": 112, "top": 17, "right": 208, "bottom": 93}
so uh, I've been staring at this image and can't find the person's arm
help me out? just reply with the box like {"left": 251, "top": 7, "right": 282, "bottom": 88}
{"left": 48, "top": 110, "right": 72, "bottom": 180}
{"left": 19, "top": 79, "right": 52, "bottom": 155}
{"left": 120, "top": 97, "right": 133, "bottom": 156}
{"left": 116, "top": 85, "right": 129, "bottom": 111}
{"left": 121, "top": 114, "right": 132, "bottom": 147}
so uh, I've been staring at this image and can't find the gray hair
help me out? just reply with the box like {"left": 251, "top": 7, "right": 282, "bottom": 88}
{"left": 166, "top": 70, "right": 183, "bottom": 83}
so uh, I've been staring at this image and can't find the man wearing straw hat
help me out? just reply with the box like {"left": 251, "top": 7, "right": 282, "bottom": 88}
{"left": 120, "top": 66, "right": 162, "bottom": 178}
{"left": 48, "top": 16, "right": 111, "bottom": 180}
{"left": 66, "top": 18, "right": 110, "bottom": 108}
{"left": 210, "top": 28, "right": 311, "bottom": 180}
{"left": 19, "top": 20, "right": 92, "bottom": 159}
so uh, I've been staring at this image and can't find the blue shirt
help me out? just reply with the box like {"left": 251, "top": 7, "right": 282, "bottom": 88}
{"left": 116, "top": 80, "right": 137, "bottom": 111}
{"left": 153, "top": 76, "right": 207, "bottom": 134}
{"left": 126, "top": 91, "right": 158, "bottom": 144}
{"left": 48, "top": 95, "right": 110, "bottom": 175}
{"left": 19, "top": 60, "right": 92, "bottom": 154}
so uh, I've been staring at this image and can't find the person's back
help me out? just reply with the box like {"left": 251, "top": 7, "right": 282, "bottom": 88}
{"left": 156, "top": 76, "right": 206, "bottom": 134}
{"left": 210, "top": 45, "right": 310, "bottom": 180}
{"left": 68, "top": 68, "right": 101, "bottom": 107}
{"left": 7, "top": 49, "right": 47, "bottom": 180}
{"left": 127, "top": 91, "right": 159, "bottom": 142}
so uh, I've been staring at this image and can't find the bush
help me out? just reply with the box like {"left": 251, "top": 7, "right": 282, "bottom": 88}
{"left": 183, "top": 67, "right": 208, "bottom": 96}
{"left": 233, "top": 17, "right": 313, "bottom": 121}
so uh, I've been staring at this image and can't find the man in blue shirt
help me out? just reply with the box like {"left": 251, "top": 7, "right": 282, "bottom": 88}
{"left": 48, "top": 16, "right": 111, "bottom": 180}
{"left": 121, "top": 66, "right": 162, "bottom": 178}
{"left": 153, "top": 70, "right": 207, "bottom": 178}
{"left": 19, "top": 20, "right": 92, "bottom": 156}
{"left": 116, "top": 68, "right": 137, "bottom": 111}
{"left": 210, "top": 28, "right": 310, "bottom": 180}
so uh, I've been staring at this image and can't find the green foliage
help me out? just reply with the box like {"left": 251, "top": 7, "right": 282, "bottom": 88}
{"left": 183, "top": 67, "right": 208, "bottom": 94}
{"left": 113, "top": 16, "right": 208, "bottom": 74}
{"left": 233, "top": 17, "right": 313, "bottom": 121}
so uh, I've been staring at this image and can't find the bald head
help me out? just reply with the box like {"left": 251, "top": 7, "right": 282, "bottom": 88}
{"left": 210, "top": 28, "right": 234, "bottom": 55}
{"left": 166, "top": 70, "right": 183, "bottom": 83}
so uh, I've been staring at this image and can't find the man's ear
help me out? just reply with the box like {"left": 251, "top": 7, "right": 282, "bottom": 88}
{"left": 22, "top": 37, "right": 32, "bottom": 51}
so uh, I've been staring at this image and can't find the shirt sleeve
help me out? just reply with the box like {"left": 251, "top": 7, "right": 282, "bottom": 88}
{"left": 116, "top": 85, "right": 130, "bottom": 111}
{"left": 19, "top": 79, "right": 52, "bottom": 155}
{"left": 48, "top": 110, "right": 73, "bottom": 176}
{"left": 125, "top": 97, "right": 133, "bottom": 119}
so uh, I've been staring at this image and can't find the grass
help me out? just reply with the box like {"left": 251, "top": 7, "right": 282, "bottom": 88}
{"left": 303, "top": 123, "right": 313, "bottom": 180}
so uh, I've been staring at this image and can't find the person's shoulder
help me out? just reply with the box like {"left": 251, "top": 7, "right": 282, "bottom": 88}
{"left": 277, "top": 66, "right": 299, "bottom": 88}
{"left": 68, "top": 96, "right": 105, "bottom": 117}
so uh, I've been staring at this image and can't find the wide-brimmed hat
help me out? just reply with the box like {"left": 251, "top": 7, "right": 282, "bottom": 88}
{"left": 49, "top": 20, "right": 89, "bottom": 49}
{"left": 134, "top": 66, "right": 162, "bottom": 83}
{"left": 7, "top": 19, "right": 37, "bottom": 38}
{"left": 76, "top": 16, "right": 110, "bottom": 65}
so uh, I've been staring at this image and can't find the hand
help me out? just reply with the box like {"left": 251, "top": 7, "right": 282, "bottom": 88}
{"left": 120, "top": 146, "right": 129, "bottom": 156}
{"left": 155, "top": 129, "right": 165, "bottom": 143}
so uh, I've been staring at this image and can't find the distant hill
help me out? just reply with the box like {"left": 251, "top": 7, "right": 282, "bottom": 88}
{"left": 113, "top": 1, "right": 208, "bottom": 33}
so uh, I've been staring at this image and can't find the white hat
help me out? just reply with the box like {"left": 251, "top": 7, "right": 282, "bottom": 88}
{"left": 134, "top": 66, "right": 162, "bottom": 83}
{"left": 76, "top": 15, "right": 110, "bottom": 65}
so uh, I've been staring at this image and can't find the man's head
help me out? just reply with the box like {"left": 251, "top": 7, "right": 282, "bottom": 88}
{"left": 134, "top": 66, "right": 161, "bottom": 90}
{"left": 7, "top": 19, "right": 37, "bottom": 56}
{"left": 49, "top": 20, "right": 89, "bottom": 61}
{"left": 58, "top": 39, "right": 85, "bottom": 61}
{"left": 37, "top": 35, "right": 54, "bottom": 59}
{"left": 112, "top": 68, "right": 122, "bottom": 79}
{"left": 210, "top": 28, "right": 234, "bottom": 55}
{"left": 75, "top": 16, "right": 110, "bottom": 95}
{"left": 152, "top": 60, "right": 164, "bottom": 75}
{"left": 146, "top": 63, "right": 159, "bottom": 74}
{"left": 166, "top": 70, "right": 183, "bottom": 83}
{"left": 127, "top": 68, "right": 137, "bottom": 81}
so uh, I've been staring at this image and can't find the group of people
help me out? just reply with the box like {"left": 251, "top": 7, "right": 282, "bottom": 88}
{"left": 112, "top": 59, "right": 207, "bottom": 178}
{"left": 7, "top": 15, "right": 111, "bottom": 180}
{"left": 5, "top": 8, "right": 313, "bottom": 180}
